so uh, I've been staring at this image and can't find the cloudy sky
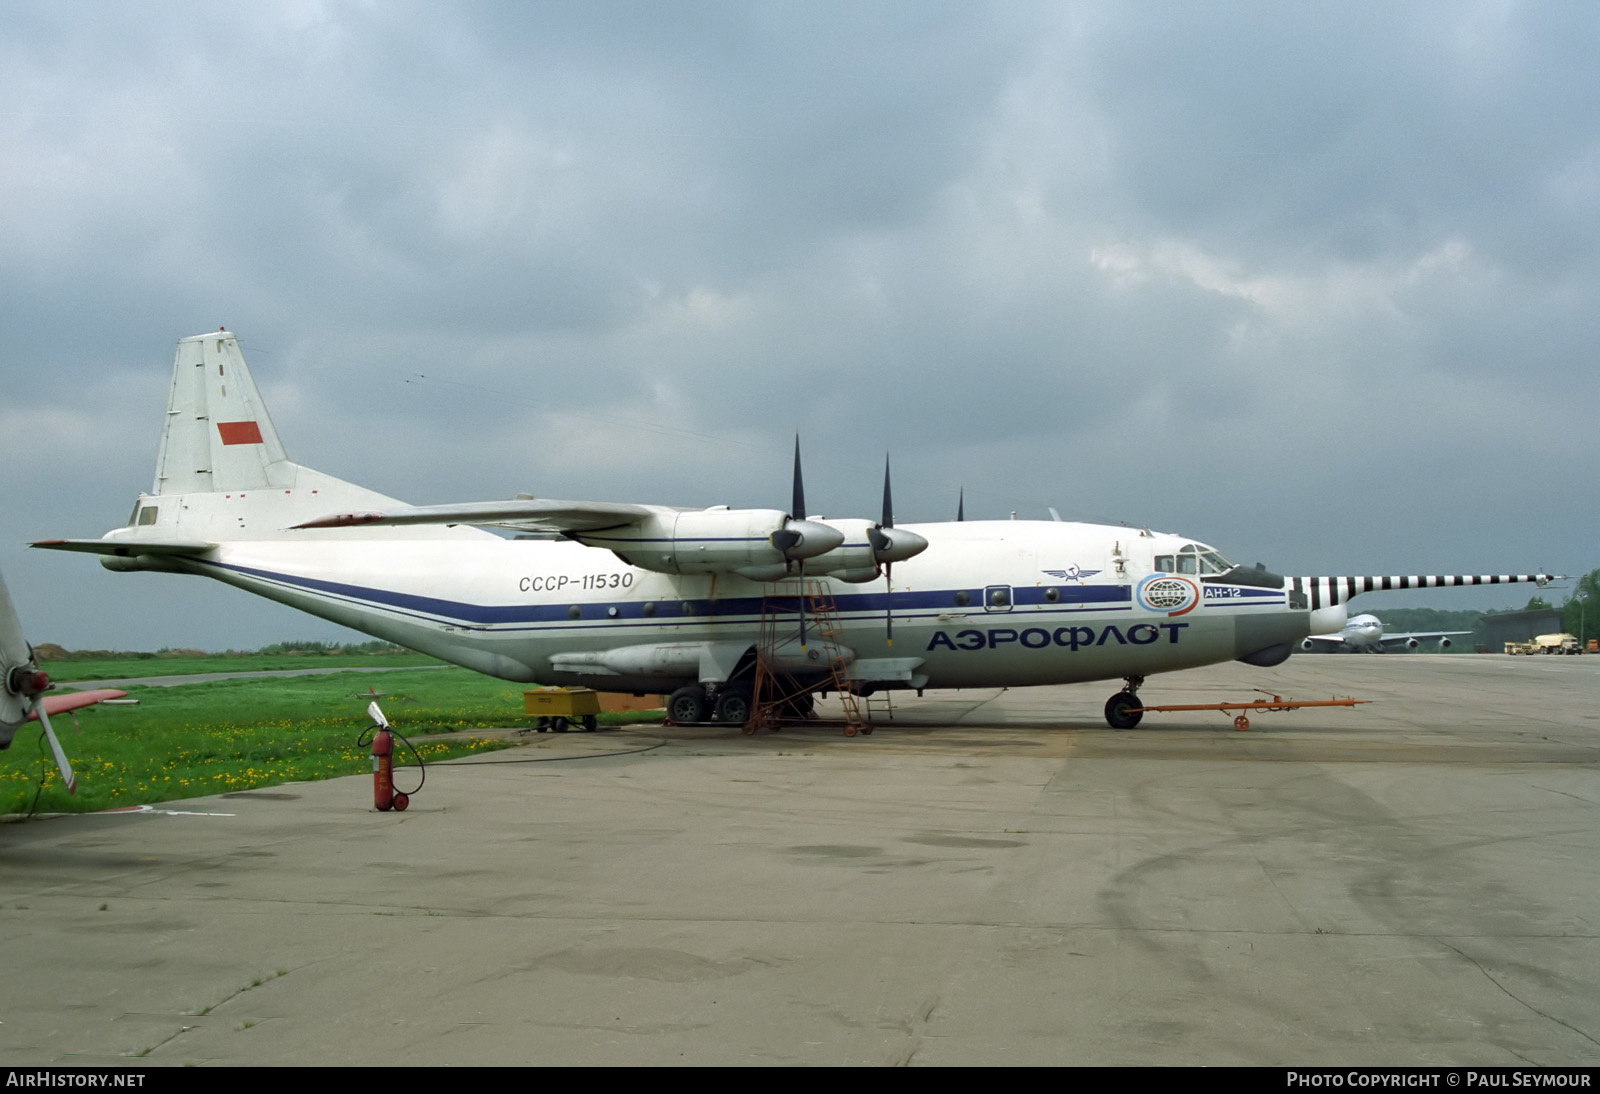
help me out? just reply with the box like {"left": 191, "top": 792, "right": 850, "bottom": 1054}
{"left": 3, "top": 1, "right": 1595, "bottom": 650}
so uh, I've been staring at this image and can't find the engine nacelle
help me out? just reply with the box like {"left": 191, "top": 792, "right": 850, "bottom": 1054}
{"left": 1403, "top": 637, "right": 1419, "bottom": 650}
{"left": 574, "top": 507, "right": 843, "bottom": 578}
{"left": 1438, "top": 637, "right": 1452, "bottom": 650}
{"left": 1299, "top": 637, "right": 1315, "bottom": 651}
{"left": 798, "top": 518, "right": 930, "bottom": 582}
{"left": 570, "top": 508, "right": 926, "bottom": 582}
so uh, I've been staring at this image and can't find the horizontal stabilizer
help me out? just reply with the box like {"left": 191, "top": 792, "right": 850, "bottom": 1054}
{"left": 31, "top": 538, "right": 214, "bottom": 557}
{"left": 293, "top": 498, "right": 658, "bottom": 533}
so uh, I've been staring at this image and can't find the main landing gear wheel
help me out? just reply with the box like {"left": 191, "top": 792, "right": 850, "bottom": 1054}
{"left": 714, "top": 686, "right": 754, "bottom": 729}
{"left": 667, "top": 685, "right": 708, "bottom": 726}
{"left": 1104, "top": 691, "right": 1144, "bottom": 730}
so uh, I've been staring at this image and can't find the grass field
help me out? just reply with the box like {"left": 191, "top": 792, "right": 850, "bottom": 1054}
{"left": 2, "top": 664, "right": 661, "bottom": 817}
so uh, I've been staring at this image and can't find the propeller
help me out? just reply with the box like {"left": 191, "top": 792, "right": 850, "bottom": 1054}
{"left": 0, "top": 572, "right": 75, "bottom": 794}
{"left": 766, "top": 435, "right": 843, "bottom": 650}
{"left": 957, "top": 486, "right": 964, "bottom": 522}
{"left": 865, "top": 456, "right": 929, "bottom": 647}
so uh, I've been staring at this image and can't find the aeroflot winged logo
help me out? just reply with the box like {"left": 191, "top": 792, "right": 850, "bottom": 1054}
{"left": 1136, "top": 574, "right": 1199, "bottom": 616}
{"left": 1041, "top": 565, "right": 1101, "bottom": 583}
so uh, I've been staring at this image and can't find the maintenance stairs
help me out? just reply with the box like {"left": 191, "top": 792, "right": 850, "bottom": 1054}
{"left": 749, "top": 580, "right": 871, "bottom": 736}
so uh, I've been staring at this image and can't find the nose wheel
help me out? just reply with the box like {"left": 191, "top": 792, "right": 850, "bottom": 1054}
{"left": 1104, "top": 675, "right": 1145, "bottom": 729}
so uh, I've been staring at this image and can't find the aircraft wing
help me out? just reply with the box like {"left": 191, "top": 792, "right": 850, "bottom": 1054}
{"left": 1301, "top": 634, "right": 1347, "bottom": 651}
{"left": 292, "top": 498, "right": 659, "bottom": 534}
{"left": 1375, "top": 630, "right": 1472, "bottom": 650}
{"left": 38, "top": 689, "right": 128, "bottom": 717}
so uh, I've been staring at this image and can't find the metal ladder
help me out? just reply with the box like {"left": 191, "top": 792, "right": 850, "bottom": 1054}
{"left": 750, "top": 580, "right": 871, "bottom": 736}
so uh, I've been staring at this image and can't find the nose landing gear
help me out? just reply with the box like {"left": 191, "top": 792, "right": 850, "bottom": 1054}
{"left": 1104, "top": 675, "right": 1146, "bottom": 729}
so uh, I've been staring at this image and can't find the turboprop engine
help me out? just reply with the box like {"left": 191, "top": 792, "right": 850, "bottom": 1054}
{"left": 573, "top": 508, "right": 928, "bottom": 583}
{"left": 572, "top": 506, "right": 847, "bottom": 580}
{"left": 787, "top": 517, "right": 930, "bottom": 583}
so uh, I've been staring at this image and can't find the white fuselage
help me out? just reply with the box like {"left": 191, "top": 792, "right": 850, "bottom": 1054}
{"left": 132, "top": 519, "right": 1317, "bottom": 692}
{"left": 1338, "top": 613, "right": 1386, "bottom": 650}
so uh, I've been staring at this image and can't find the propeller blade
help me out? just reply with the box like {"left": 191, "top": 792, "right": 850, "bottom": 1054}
{"left": 34, "top": 703, "right": 75, "bottom": 796}
{"left": 792, "top": 433, "right": 806, "bottom": 521}
{"left": 793, "top": 436, "right": 806, "bottom": 650}
{"left": 882, "top": 456, "right": 894, "bottom": 645}
{"left": 884, "top": 562, "right": 894, "bottom": 647}
{"left": 957, "top": 487, "right": 964, "bottom": 522}
{"left": 0, "top": 571, "right": 31, "bottom": 671}
{"left": 881, "top": 454, "right": 893, "bottom": 529}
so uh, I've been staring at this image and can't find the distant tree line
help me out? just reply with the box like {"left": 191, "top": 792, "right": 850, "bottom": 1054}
{"left": 253, "top": 639, "right": 407, "bottom": 655}
{"left": 36, "top": 639, "right": 411, "bottom": 661}
{"left": 1488, "top": 566, "right": 1599, "bottom": 647}
{"left": 1553, "top": 567, "right": 1599, "bottom": 646}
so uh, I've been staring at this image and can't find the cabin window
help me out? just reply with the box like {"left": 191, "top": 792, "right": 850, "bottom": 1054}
{"left": 137, "top": 506, "right": 158, "bottom": 526}
{"left": 640, "top": 602, "right": 656, "bottom": 617}
{"left": 953, "top": 590, "right": 971, "bottom": 607}
{"left": 567, "top": 605, "right": 582, "bottom": 620}
{"left": 1044, "top": 587, "right": 1060, "bottom": 603}
{"left": 988, "top": 587, "right": 1011, "bottom": 608}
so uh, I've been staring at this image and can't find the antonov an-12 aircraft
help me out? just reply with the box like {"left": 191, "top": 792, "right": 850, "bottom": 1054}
{"left": 35, "top": 331, "right": 1552, "bottom": 729}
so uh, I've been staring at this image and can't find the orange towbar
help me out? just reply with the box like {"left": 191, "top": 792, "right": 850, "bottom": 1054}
{"left": 1131, "top": 691, "right": 1370, "bottom": 731}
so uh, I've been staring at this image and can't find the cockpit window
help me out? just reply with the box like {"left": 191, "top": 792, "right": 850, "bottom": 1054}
{"left": 1158, "top": 543, "right": 1232, "bottom": 576}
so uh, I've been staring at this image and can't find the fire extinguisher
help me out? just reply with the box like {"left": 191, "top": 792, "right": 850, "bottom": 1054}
{"left": 363, "top": 701, "right": 413, "bottom": 811}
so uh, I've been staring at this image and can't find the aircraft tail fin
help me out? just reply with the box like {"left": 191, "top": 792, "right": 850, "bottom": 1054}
{"left": 120, "top": 330, "right": 453, "bottom": 543}
{"left": 154, "top": 330, "right": 293, "bottom": 495}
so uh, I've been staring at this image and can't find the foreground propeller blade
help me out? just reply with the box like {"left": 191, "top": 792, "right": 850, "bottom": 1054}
{"left": 34, "top": 703, "right": 75, "bottom": 796}
{"left": 0, "top": 571, "right": 30, "bottom": 670}
{"left": 957, "top": 487, "right": 964, "bottom": 522}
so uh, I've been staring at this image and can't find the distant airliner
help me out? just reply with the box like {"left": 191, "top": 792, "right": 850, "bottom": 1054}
{"left": 1299, "top": 613, "right": 1470, "bottom": 653}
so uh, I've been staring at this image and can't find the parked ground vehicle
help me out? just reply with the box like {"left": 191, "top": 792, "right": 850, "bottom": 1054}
{"left": 1505, "top": 635, "right": 1582, "bottom": 654}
